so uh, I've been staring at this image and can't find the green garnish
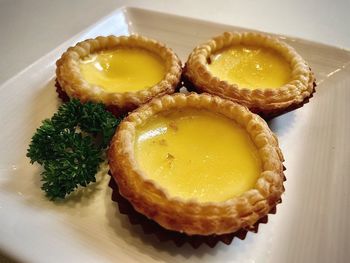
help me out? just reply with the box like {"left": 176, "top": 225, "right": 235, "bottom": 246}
{"left": 27, "top": 99, "right": 123, "bottom": 200}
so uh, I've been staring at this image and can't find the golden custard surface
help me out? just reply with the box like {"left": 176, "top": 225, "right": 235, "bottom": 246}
{"left": 208, "top": 45, "right": 291, "bottom": 89}
{"left": 80, "top": 48, "right": 166, "bottom": 93}
{"left": 134, "top": 110, "right": 262, "bottom": 203}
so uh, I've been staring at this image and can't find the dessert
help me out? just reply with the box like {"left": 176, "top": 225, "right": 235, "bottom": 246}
{"left": 208, "top": 45, "right": 291, "bottom": 90}
{"left": 108, "top": 93, "right": 284, "bottom": 236}
{"left": 79, "top": 48, "right": 165, "bottom": 93}
{"left": 134, "top": 109, "right": 261, "bottom": 203}
{"left": 108, "top": 175, "right": 282, "bottom": 248}
{"left": 183, "top": 32, "right": 315, "bottom": 118}
{"left": 56, "top": 35, "right": 182, "bottom": 114}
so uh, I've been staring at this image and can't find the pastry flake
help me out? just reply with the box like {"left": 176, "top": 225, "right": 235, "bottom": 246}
{"left": 56, "top": 35, "right": 182, "bottom": 113}
{"left": 184, "top": 32, "right": 315, "bottom": 118}
{"left": 108, "top": 93, "right": 285, "bottom": 235}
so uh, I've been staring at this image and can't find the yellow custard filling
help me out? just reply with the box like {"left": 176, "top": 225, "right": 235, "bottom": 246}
{"left": 134, "top": 109, "right": 261, "bottom": 203}
{"left": 80, "top": 48, "right": 166, "bottom": 93}
{"left": 208, "top": 45, "right": 291, "bottom": 89}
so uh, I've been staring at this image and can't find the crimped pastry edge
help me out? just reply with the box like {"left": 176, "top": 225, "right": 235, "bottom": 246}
{"left": 56, "top": 35, "right": 182, "bottom": 111}
{"left": 184, "top": 31, "right": 315, "bottom": 114}
{"left": 108, "top": 93, "right": 284, "bottom": 235}
{"left": 108, "top": 174, "right": 284, "bottom": 248}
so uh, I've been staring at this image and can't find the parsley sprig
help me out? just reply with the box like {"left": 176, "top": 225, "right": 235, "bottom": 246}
{"left": 27, "top": 99, "right": 123, "bottom": 200}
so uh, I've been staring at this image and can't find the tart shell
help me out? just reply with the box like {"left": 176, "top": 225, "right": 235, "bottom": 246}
{"left": 183, "top": 32, "right": 316, "bottom": 117}
{"left": 55, "top": 79, "right": 183, "bottom": 116}
{"left": 108, "top": 93, "right": 285, "bottom": 236}
{"left": 56, "top": 35, "right": 182, "bottom": 113}
{"left": 108, "top": 174, "right": 284, "bottom": 248}
{"left": 182, "top": 74, "right": 316, "bottom": 120}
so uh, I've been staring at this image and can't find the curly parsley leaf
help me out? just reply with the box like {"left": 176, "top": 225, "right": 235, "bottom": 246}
{"left": 26, "top": 99, "right": 123, "bottom": 200}
{"left": 40, "top": 131, "right": 102, "bottom": 200}
{"left": 78, "top": 101, "right": 123, "bottom": 148}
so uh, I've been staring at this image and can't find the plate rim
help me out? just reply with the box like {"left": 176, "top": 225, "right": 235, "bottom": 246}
{"left": 1, "top": 5, "right": 350, "bottom": 263}
{"left": 1, "top": 5, "right": 350, "bottom": 90}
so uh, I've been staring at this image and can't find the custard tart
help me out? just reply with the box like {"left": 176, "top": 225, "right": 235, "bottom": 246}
{"left": 183, "top": 32, "right": 315, "bottom": 118}
{"left": 108, "top": 93, "right": 284, "bottom": 235}
{"left": 56, "top": 35, "right": 182, "bottom": 113}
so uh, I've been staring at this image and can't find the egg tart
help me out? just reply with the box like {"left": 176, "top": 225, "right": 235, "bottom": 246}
{"left": 183, "top": 32, "right": 315, "bottom": 118}
{"left": 56, "top": 35, "right": 182, "bottom": 113}
{"left": 108, "top": 175, "right": 283, "bottom": 248}
{"left": 108, "top": 93, "right": 284, "bottom": 236}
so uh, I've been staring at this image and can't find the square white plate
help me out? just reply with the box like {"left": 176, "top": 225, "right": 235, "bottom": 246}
{"left": 1, "top": 7, "right": 350, "bottom": 263}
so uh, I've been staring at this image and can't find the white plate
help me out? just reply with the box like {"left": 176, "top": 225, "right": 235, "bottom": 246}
{"left": 1, "top": 6, "right": 350, "bottom": 263}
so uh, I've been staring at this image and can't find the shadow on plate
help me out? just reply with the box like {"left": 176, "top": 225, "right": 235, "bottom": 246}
{"left": 267, "top": 110, "right": 296, "bottom": 137}
{"left": 0, "top": 249, "right": 20, "bottom": 263}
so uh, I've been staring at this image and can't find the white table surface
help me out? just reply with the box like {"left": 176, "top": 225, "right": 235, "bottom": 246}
{"left": 0, "top": 0, "right": 349, "bottom": 262}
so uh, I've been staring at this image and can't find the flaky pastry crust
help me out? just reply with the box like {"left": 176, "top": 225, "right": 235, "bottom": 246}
{"left": 184, "top": 32, "right": 315, "bottom": 116}
{"left": 56, "top": 35, "right": 182, "bottom": 112}
{"left": 108, "top": 93, "right": 284, "bottom": 236}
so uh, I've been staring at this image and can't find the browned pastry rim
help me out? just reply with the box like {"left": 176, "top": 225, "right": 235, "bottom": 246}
{"left": 55, "top": 79, "right": 184, "bottom": 116}
{"left": 108, "top": 174, "right": 284, "bottom": 248}
{"left": 183, "top": 32, "right": 315, "bottom": 117}
{"left": 56, "top": 35, "right": 182, "bottom": 113}
{"left": 182, "top": 74, "right": 316, "bottom": 120}
{"left": 108, "top": 93, "right": 285, "bottom": 236}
